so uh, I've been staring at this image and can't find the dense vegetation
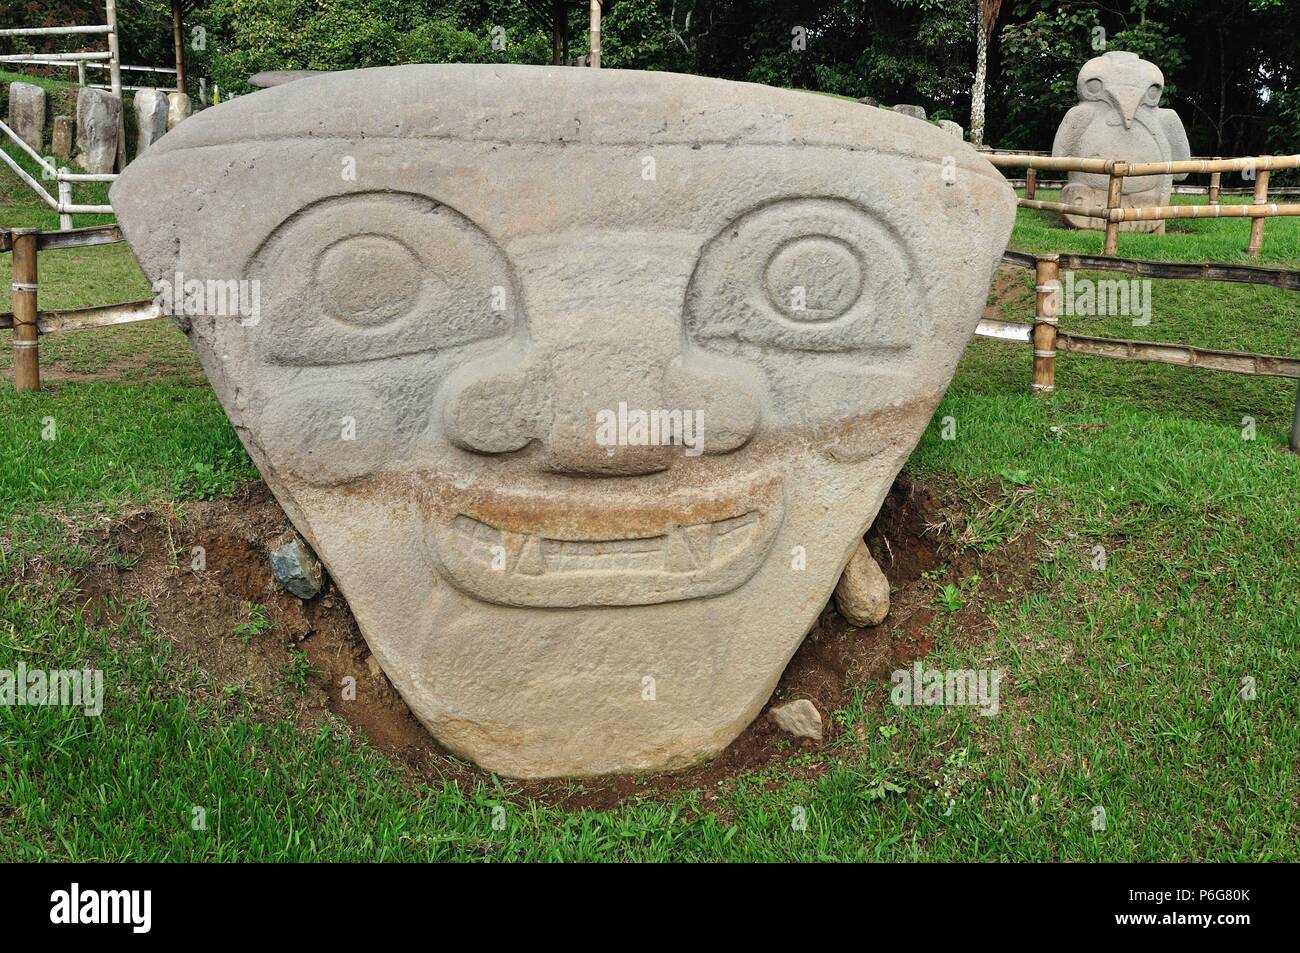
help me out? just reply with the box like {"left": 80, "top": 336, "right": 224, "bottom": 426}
{"left": 2, "top": 1, "right": 1297, "bottom": 156}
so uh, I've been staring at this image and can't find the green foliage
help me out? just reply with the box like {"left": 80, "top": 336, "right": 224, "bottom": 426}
{"left": 2, "top": 1, "right": 1294, "bottom": 154}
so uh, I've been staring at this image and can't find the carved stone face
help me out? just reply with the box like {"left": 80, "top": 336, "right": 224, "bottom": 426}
{"left": 112, "top": 65, "right": 1016, "bottom": 777}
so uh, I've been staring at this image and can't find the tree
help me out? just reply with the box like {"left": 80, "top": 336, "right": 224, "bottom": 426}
{"left": 970, "top": 0, "right": 1002, "bottom": 146}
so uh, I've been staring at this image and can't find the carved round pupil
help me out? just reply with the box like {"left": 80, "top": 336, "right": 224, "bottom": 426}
{"left": 315, "top": 233, "right": 425, "bottom": 328}
{"left": 763, "top": 236, "right": 863, "bottom": 322}
{"left": 1085, "top": 78, "right": 1103, "bottom": 95}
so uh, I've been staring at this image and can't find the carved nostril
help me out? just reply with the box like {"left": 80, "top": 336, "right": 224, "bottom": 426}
{"left": 443, "top": 358, "right": 548, "bottom": 455}
{"left": 665, "top": 356, "right": 761, "bottom": 455}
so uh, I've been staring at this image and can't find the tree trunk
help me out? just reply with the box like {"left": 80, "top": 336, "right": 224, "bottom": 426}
{"left": 971, "top": 24, "right": 988, "bottom": 147}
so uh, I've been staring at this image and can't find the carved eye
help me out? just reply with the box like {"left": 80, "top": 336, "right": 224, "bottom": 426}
{"left": 1144, "top": 83, "right": 1162, "bottom": 105}
{"left": 1085, "top": 78, "right": 1103, "bottom": 96}
{"left": 685, "top": 198, "right": 921, "bottom": 353}
{"left": 246, "top": 192, "right": 520, "bottom": 365}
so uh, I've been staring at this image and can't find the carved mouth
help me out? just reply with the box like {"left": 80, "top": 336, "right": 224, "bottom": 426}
{"left": 431, "top": 477, "right": 785, "bottom": 608}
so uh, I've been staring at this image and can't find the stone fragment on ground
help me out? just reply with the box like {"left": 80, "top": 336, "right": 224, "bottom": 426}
{"left": 834, "top": 540, "right": 891, "bottom": 626}
{"left": 270, "top": 538, "right": 324, "bottom": 599}
{"left": 769, "top": 699, "right": 823, "bottom": 741}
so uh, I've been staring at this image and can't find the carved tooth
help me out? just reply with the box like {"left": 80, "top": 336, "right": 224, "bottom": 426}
{"left": 665, "top": 528, "right": 696, "bottom": 573}
{"left": 515, "top": 534, "right": 544, "bottom": 576}
{"left": 498, "top": 529, "right": 527, "bottom": 570}
{"left": 684, "top": 522, "right": 714, "bottom": 566}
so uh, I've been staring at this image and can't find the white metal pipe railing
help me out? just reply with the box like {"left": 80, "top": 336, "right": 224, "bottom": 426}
{"left": 58, "top": 171, "right": 118, "bottom": 183}
{"left": 0, "top": 149, "right": 58, "bottom": 210}
{"left": 0, "top": 51, "right": 112, "bottom": 62}
{"left": 0, "top": 25, "right": 112, "bottom": 36}
{"left": 0, "top": 118, "right": 57, "bottom": 175}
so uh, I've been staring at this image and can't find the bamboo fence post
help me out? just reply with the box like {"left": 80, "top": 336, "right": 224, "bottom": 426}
{"left": 1103, "top": 166, "right": 1124, "bottom": 256}
{"left": 1291, "top": 380, "right": 1300, "bottom": 454}
{"left": 57, "top": 173, "right": 73, "bottom": 231}
{"left": 105, "top": 0, "right": 126, "bottom": 172}
{"left": 589, "top": 0, "right": 602, "bottom": 68}
{"left": 1031, "top": 255, "right": 1060, "bottom": 395}
{"left": 1247, "top": 168, "right": 1270, "bottom": 256}
{"left": 1025, "top": 166, "right": 1037, "bottom": 200}
{"left": 1208, "top": 160, "right": 1221, "bottom": 204}
{"left": 11, "top": 229, "right": 40, "bottom": 392}
{"left": 171, "top": 0, "right": 186, "bottom": 94}
{"left": 76, "top": 61, "right": 86, "bottom": 86}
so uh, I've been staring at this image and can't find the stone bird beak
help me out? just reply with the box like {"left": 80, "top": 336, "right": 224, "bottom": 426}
{"left": 1107, "top": 85, "right": 1145, "bottom": 129}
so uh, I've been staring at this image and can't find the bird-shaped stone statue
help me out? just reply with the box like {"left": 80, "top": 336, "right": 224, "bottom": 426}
{"left": 1052, "top": 51, "right": 1191, "bottom": 233}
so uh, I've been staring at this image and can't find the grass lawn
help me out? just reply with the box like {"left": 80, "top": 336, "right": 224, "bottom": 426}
{"left": 0, "top": 126, "right": 1297, "bottom": 860}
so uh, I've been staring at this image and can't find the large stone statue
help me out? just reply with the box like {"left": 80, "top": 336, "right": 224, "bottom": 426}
{"left": 111, "top": 65, "right": 1016, "bottom": 777}
{"left": 1052, "top": 51, "right": 1191, "bottom": 232}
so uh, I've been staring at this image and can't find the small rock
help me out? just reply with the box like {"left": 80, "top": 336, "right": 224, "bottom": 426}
{"left": 834, "top": 540, "right": 890, "bottom": 626}
{"left": 269, "top": 538, "right": 324, "bottom": 599}
{"left": 365, "top": 654, "right": 382, "bottom": 678}
{"left": 770, "top": 699, "right": 823, "bottom": 741}
{"left": 856, "top": 96, "right": 879, "bottom": 108}
{"left": 937, "top": 119, "right": 964, "bottom": 140}
{"left": 891, "top": 103, "right": 927, "bottom": 121}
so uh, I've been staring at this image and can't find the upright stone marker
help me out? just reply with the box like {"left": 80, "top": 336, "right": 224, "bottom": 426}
{"left": 52, "top": 115, "right": 74, "bottom": 159}
{"left": 166, "top": 91, "right": 193, "bottom": 129}
{"left": 937, "top": 119, "right": 964, "bottom": 140}
{"left": 1052, "top": 51, "right": 1190, "bottom": 233}
{"left": 111, "top": 64, "right": 1016, "bottom": 778}
{"left": 75, "top": 87, "right": 120, "bottom": 174}
{"left": 7, "top": 82, "right": 46, "bottom": 151}
{"left": 134, "top": 89, "right": 170, "bottom": 156}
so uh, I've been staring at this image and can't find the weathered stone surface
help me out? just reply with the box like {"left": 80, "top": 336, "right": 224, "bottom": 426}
{"left": 7, "top": 82, "right": 46, "bottom": 151}
{"left": 270, "top": 538, "right": 324, "bottom": 599}
{"left": 75, "top": 87, "right": 120, "bottom": 174}
{"left": 937, "top": 119, "right": 964, "bottom": 140}
{"left": 166, "top": 91, "right": 192, "bottom": 129}
{"left": 1052, "top": 51, "right": 1190, "bottom": 233}
{"left": 110, "top": 64, "right": 1016, "bottom": 778}
{"left": 769, "top": 699, "right": 822, "bottom": 740}
{"left": 134, "top": 89, "right": 170, "bottom": 156}
{"left": 834, "top": 540, "right": 890, "bottom": 626}
{"left": 892, "top": 103, "right": 927, "bottom": 121}
{"left": 857, "top": 96, "right": 879, "bottom": 108}
{"left": 249, "top": 70, "right": 326, "bottom": 88}
{"left": 52, "top": 115, "right": 74, "bottom": 159}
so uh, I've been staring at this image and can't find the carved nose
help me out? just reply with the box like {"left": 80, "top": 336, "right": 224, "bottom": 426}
{"left": 443, "top": 342, "right": 761, "bottom": 477}
{"left": 543, "top": 336, "right": 675, "bottom": 476}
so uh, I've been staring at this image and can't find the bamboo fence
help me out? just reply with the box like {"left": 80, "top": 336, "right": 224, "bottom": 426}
{"left": 977, "top": 250, "right": 1300, "bottom": 452}
{"left": 987, "top": 153, "right": 1300, "bottom": 257}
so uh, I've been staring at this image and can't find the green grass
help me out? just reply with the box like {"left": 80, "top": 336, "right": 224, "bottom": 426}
{"left": 1, "top": 124, "right": 1297, "bottom": 861}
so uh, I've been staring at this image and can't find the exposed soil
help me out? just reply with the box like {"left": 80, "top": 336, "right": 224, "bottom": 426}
{"left": 68, "top": 475, "right": 1042, "bottom": 811}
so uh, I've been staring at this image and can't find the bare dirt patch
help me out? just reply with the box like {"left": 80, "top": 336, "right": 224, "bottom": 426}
{"left": 69, "top": 475, "right": 1042, "bottom": 811}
